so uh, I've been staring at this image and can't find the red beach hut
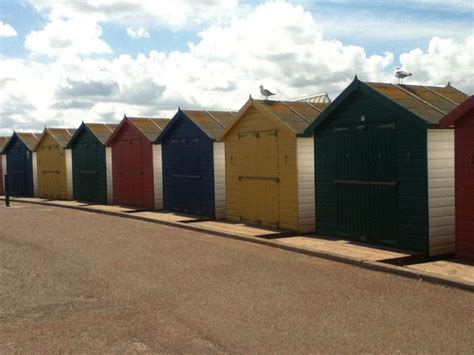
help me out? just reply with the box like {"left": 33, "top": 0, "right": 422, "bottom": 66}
{"left": 106, "top": 115, "right": 169, "bottom": 209}
{"left": 440, "top": 96, "right": 474, "bottom": 260}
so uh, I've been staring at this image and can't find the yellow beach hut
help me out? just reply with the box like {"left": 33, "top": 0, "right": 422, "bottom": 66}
{"left": 33, "top": 128, "right": 75, "bottom": 199}
{"left": 218, "top": 96, "right": 328, "bottom": 232}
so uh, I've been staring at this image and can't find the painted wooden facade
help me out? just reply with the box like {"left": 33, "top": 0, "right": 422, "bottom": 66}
{"left": 156, "top": 109, "right": 235, "bottom": 219}
{"left": 33, "top": 128, "right": 75, "bottom": 199}
{"left": 304, "top": 78, "right": 468, "bottom": 255}
{"left": 0, "top": 136, "right": 9, "bottom": 195}
{"left": 106, "top": 116, "right": 169, "bottom": 209}
{"left": 66, "top": 123, "right": 118, "bottom": 204}
{"left": 2, "top": 132, "right": 40, "bottom": 197}
{"left": 218, "top": 97, "right": 328, "bottom": 232}
{"left": 440, "top": 96, "right": 474, "bottom": 260}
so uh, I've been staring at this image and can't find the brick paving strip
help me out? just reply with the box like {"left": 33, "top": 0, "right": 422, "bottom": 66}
{"left": 2, "top": 197, "right": 473, "bottom": 292}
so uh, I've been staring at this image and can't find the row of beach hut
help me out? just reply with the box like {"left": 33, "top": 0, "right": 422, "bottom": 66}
{"left": 1, "top": 77, "right": 473, "bottom": 260}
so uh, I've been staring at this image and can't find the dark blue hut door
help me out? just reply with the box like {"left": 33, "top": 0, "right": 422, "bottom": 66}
{"left": 335, "top": 122, "right": 397, "bottom": 246}
{"left": 10, "top": 147, "right": 28, "bottom": 196}
{"left": 170, "top": 138, "right": 202, "bottom": 214}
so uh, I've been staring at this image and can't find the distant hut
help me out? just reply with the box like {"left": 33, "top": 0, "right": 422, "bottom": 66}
{"left": 0, "top": 136, "right": 10, "bottom": 195}
{"left": 33, "top": 128, "right": 75, "bottom": 199}
{"left": 304, "top": 77, "right": 468, "bottom": 255}
{"left": 156, "top": 109, "right": 235, "bottom": 218}
{"left": 2, "top": 132, "right": 40, "bottom": 197}
{"left": 105, "top": 116, "right": 169, "bottom": 209}
{"left": 218, "top": 97, "right": 328, "bottom": 232}
{"left": 65, "top": 123, "right": 118, "bottom": 204}
{"left": 440, "top": 96, "right": 474, "bottom": 260}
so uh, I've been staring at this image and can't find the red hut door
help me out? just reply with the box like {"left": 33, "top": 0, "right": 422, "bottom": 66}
{"left": 118, "top": 138, "right": 144, "bottom": 207}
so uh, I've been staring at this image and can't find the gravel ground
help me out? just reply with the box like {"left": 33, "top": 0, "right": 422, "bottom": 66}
{"left": 0, "top": 203, "right": 473, "bottom": 353}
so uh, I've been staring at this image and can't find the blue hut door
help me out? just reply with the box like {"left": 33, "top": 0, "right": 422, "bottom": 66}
{"left": 10, "top": 147, "right": 27, "bottom": 196}
{"left": 171, "top": 138, "right": 202, "bottom": 214}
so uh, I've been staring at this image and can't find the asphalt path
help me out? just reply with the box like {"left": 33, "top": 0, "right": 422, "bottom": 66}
{"left": 0, "top": 203, "right": 473, "bottom": 353}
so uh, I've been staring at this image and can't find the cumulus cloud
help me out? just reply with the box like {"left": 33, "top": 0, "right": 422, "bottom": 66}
{"left": 400, "top": 35, "right": 474, "bottom": 92}
{"left": 25, "top": 18, "right": 111, "bottom": 56}
{"left": 1, "top": 1, "right": 473, "bottom": 135}
{"left": 126, "top": 26, "right": 150, "bottom": 39}
{"left": 27, "top": 0, "right": 239, "bottom": 29}
{"left": 0, "top": 21, "right": 17, "bottom": 37}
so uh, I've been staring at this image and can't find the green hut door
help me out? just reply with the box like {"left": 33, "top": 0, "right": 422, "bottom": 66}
{"left": 77, "top": 143, "right": 99, "bottom": 202}
{"left": 335, "top": 122, "right": 397, "bottom": 246}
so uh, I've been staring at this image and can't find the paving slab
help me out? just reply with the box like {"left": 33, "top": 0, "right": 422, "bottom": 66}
{"left": 277, "top": 236, "right": 417, "bottom": 262}
{"left": 134, "top": 211, "right": 201, "bottom": 223}
{"left": 407, "top": 259, "right": 474, "bottom": 284}
{"left": 191, "top": 220, "right": 283, "bottom": 237}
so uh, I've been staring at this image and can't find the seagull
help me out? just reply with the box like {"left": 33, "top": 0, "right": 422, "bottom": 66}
{"left": 259, "top": 85, "right": 276, "bottom": 100}
{"left": 394, "top": 67, "right": 412, "bottom": 84}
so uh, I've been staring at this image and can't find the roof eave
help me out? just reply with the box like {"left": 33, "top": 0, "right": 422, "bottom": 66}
{"left": 216, "top": 96, "right": 255, "bottom": 141}
{"left": 439, "top": 96, "right": 474, "bottom": 128}
{"left": 154, "top": 109, "right": 182, "bottom": 144}
{"left": 303, "top": 77, "right": 361, "bottom": 136}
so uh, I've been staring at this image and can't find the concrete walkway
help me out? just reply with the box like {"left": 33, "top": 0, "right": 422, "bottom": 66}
{"left": 1, "top": 196, "right": 473, "bottom": 291}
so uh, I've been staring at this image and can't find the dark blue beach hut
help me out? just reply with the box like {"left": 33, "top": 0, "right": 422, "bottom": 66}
{"left": 2, "top": 132, "right": 40, "bottom": 197}
{"left": 156, "top": 109, "right": 235, "bottom": 218}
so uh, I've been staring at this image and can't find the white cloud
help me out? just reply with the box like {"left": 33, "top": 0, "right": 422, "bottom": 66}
{"left": 27, "top": 0, "right": 239, "bottom": 29}
{"left": 25, "top": 18, "right": 111, "bottom": 57}
{"left": 399, "top": 35, "right": 474, "bottom": 91}
{"left": 1, "top": 1, "right": 473, "bottom": 135}
{"left": 126, "top": 26, "right": 150, "bottom": 39}
{"left": 0, "top": 21, "right": 17, "bottom": 37}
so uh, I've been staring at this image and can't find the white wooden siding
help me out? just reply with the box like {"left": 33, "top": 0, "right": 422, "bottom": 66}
{"left": 152, "top": 144, "right": 163, "bottom": 210}
{"left": 32, "top": 152, "right": 38, "bottom": 196}
{"left": 296, "top": 138, "right": 316, "bottom": 232}
{"left": 213, "top": 142, "right": 226, "bottom": 219}
{"left": 427, "top": 129, "right": 455, "bottom": 256}
{"left": 65, "top": 148, "right": 73, "bottom": 200}
{"left": 105, "top": 147, "right": 113, "bottom": 204}
{"left": 1, "top": 155, "right": 6, "bottom": 194}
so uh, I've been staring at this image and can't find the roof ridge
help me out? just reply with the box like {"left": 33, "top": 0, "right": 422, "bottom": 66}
{"left": 423, "top": 85, "right": 460, "bottom": 105}
{"left": 148, "top": 117, "right": 164, "bottom": 131}
{"left": 205, "top": 110, "right": 224, "bottom": 128}
{"left": 279, "top": 101, "right": 310, "bottom": 123}
{"left": 104, "top": 123, "right": 114, "bottom": 133}
{"left": 305, "top": 101, "right": 322, "bottom": 113}
{"left": 391, "top": 84, "right": 447, "bottom": 115}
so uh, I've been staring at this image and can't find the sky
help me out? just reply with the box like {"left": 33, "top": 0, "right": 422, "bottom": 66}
{"left": 0, "top": 0, "right": 473, "bottom": 135}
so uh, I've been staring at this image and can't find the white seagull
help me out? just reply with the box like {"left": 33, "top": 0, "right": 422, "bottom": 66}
{"left": 394, "top": 67, "right": 412, "bottom": 84}
{"left": 259, "top": 85, "right": 276, "bottom": 100}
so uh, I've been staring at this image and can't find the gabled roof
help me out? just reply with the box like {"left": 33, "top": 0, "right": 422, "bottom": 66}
{"left": 33, "top": 128, "right": 76, "bottom": 151}
{"left": 366, "top": 82, "right": 467, "bottom": 125}
{"left": 303, "top": 77, "right": 469, "bottom": 134}
{"left": 156, "top": 109, "right": 236, "bottom": 142}
{"left": 66, "top": 122, "right": 118, "bottom": 148}
{"left": 105, "top": 115, "right": 170, "bottom": 145}
{"left": 439, "top": 96, "right": 474, "bottom": 128}
{"left": 218, "top": 97, "right": 328, "bottom": 140}
{"left": 2, "top": 132, "right": 41, "bottom": 153}
{"left": 0, "top": 136, "right": 9, "bottom": 152}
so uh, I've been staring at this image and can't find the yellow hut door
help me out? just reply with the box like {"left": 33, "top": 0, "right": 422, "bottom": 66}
{"left": 239, "top": 130, "right": 279, "bottom": 227}
{"left": 42, "top": 145, "right": 62, "bottom": 198}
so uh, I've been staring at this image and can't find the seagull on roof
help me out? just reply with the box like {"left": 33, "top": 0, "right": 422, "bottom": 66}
{"left": 394, "top": 67, "right": 412, "bottom": 84}
{"left": 259, "top": 85, "right": 276, "bottom": 100}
